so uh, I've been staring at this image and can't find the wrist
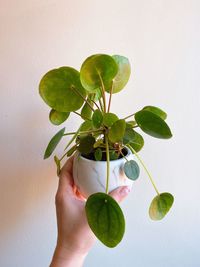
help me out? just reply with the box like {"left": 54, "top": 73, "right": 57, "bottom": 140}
{"left": 50, "top": 244, "right": 87, "bottom": 267}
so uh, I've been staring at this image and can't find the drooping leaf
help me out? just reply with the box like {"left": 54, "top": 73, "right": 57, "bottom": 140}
{"left": 85, "top": 193, "right": 125, "bottom": 248}
{"left": 92, "top": 109, "right": 103, "bottom": 128}
{"left": 39, "top": 67, "right": 86, "bottom": 112}
{"left": 149, "top": 193, "right": 174, "bottom": 220}
{"left": 108, "top": 119, "right": 126, "bottom": 143}
{"left": 123, "top": 127, "right": 136, "bottom": 145}
{"left": 49, "top": 109, "right": 70, "bottom": 125}
{"left": 80, "top": 54, "right": 118, "bottom": 92}
{"left": 124, "top": 160, "right": 140, "bottom": 180}
{"left": 81, "top": 99, "right": 93, "bottom": 120}
{"left": 44, "top": 127, "right": 65, "bottom": 159}
{"left": 109, "top": 55, "right": 131, "bottom": 93}
{"left": 78, "top": 135, "right": 95, "bottom": 154}
{"left": 135, "top": 110, "right": 172, "bottom": 139}
{"left": 103, "top": 113, "right": 119, "bottom": 127}
{"left": 143, "top": 106, "right": 167, "bottom": 120}
{"left": 128, "top": 131, "right": 144, "bottom": 152}
{"left": 54, "top": 155, "right": 61, "bottom": 176}
{"left": 94, "top": 148, "right": 102, "bottom": 161}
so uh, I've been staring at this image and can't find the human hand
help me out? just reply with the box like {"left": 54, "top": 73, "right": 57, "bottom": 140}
{"left": 50, "top": 157, "right": 131, "bottom": 267}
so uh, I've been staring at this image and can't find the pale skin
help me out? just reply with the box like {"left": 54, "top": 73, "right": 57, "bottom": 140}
{"left": 50, "top": 157, "right": 131, "bottom": 267}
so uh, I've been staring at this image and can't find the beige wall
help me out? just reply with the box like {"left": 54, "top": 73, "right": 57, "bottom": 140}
{"left": 0, "top": 1, "right": 200, "bottom": 266}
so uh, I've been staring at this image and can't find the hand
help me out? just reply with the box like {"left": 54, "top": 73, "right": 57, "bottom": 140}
{"left": 50, "top": 156, "right": 131, "bottom": 267}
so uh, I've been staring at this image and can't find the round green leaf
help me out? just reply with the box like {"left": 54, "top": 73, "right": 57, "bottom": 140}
{"left": 81, "top": 100, "right": 93, "bottom": 120}
{"left": 108, "top": 119, "right": 126, "bottom": 143}
{"left": 39, "top": 67, "right": 86, "bottom": 112}
{"left": 149, "top": 193, "right": 174, "bottom": 220}
{"left": 143, "top": 106, "right": 167, "bottom": 120}
{"left": 80, "top": 54, "right": 118, "bottom": 92}
{"left": 108, "top": 55, "right": 131, "bottom": 93}
{"left": 135, "top": 110, "right": 172, "bottom": 139}
{"left": 80, "top": 120, "right": 93, "bottom": 131}
{"left": 94, "top": 148, "right": 102, "bottom": 161}
{"left": 44, "top": 127, "right": 65, "bottom": 159}
{"left": 103, "top": 112, "right": 119, "bottom": 127}
{"left": 129, "top": 130, "right": 144, "bottom": 152}
{"left": 49, "top": 109, "right": 70, "bottom": 125}
{"left": 92, "top": 109, "right": 103, "bottom": 128}
{"left": 123, "top": 127, "right": 136, "bottom": 145}
{"left": 85, "top": 193, "right": 125, "bottom": 248}
{"left": 109, "top": 150, "right": 119, "bottom": 160}
{"left": 78, "top": 135, "right": 95, "bottom": 154}
{"left": 124, "top": 160, "right": 140, "bottom": 180}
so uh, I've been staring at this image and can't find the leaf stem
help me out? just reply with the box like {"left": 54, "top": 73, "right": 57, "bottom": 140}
{"left": 98, "top": 72, "right": 106, "bottom": 112}
{"left": 73, "top": 111, "right": 91, "bottom": 121}
{"left": 105, "top": 134, "right": 110, "bottom": 194}
{"left": 71, "top": 86, "right": 95, "bottom": 111}
{"left": 107, "top": 81, "right": 113, "bottom": 113}
{"left": 63, "top": 128, "right": 103, "bottom": 136}
{"left": 127, "top": 144, "right": 160, "bottom": 195}
{"left": 123, "top": 113, "right": 135, "bottom": 120}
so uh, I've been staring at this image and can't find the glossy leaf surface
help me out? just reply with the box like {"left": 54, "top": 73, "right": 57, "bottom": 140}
{"left": 80, "top": 54, "right": 118, "bottom": 92}
{"left": 128, "top": 131, "right": 144, "bottom": 152}
{"left": 44, "top": 127, "right": 65, "bottom": 159}
{"left": 123, "top": 127, "right": 136, "bottom": 145}
{"left": 149, "top": 193, "right": 174, "bottom": 220}
{"left": 81, "top": 100, "right": 93, "bottom": 120}
{"left": 39, "top": 67, "right": 86, "bottom": 112}
{"left": 135, "top": 110, "right": 172, "bottom": 139}
{"left": 49, "top": 109, "right": 70, "bottom": 125}
{"left": 110, "top": 55, "right": 131, "bottom": 93}
{"left": 103, "top": 112, "right": 119, "bottom": 127}
{"left": 124, "top": 160, "right": 140, "bottom": 180}
{"left": 108, "top": 119, "right": 126, "bottom": 143}
{"left": 143, "top": 106, "right": 167, "bottom": 120}
{"left": 85, "top": 193, "right": 125, "bottom": 248}
{"left": 92, "top": 109, "right": 103, "bottom": 128}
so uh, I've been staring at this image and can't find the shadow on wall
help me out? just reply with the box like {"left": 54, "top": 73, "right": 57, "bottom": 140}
{"left": 0, "top": 108, "right": 56, "bottom": 245}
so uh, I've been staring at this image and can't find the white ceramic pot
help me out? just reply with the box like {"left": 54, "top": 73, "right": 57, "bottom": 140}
{"left": 73, "top": 147, "right": 134, "bottom": 198}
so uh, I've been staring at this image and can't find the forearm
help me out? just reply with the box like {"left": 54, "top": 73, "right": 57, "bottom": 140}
{"left": 50, "top": 245, "right": 87, "bottom": 267}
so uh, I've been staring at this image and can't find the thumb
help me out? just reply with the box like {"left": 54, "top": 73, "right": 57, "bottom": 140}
{"left": 109, "top": 186, "right": 131, "bottom": 203}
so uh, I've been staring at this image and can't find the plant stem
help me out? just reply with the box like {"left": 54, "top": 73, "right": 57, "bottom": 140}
{"left": 98, "top": 73, "right": 106, "bottom": 112}
{"left": 107, "top": 81, "right": 113, "bottom": 113}
{"left": 63, "top": 128, "right": 103, "bottom": 137}
{"left": 120, "top": 150, "right": 128, "bottom": 162}
{"left": 73, "top": 111, "right": 91, "bottom": 121}
{"left": 127, "top": 144, "right": 160, "bottom": 195}
{"left": 90, "top": 99, "right": 101, "bottom": 110}
{"left": 123, "top": 113, "right": 135, "bottom": 120}
{"left": 99, "top": 98, "right": 104, "bottom": 111}
{"left": 71, "top": 86, "right": 95, "bottom": 111}
{"left": 105, "top": 134, "right": 110, "bottom": 194}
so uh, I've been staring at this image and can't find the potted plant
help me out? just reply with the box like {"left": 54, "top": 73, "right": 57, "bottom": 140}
{"left": 39, "top": 53, "right": 174, "bottom": 248}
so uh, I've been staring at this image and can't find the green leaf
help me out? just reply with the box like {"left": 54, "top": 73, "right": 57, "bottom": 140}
{"left": 143, "top": 106, "right": 167, "bottom": 120}
{"left": 124, "top": 160, "right": 140, "bottom": 180}
{"left": 79, "top": 120, "right": 93, "bottom": 131}
{"left": 39, "top": 67, "right": 86, "bottom": 112}
{"left": 126, "top": 120, "right": 137, "bottom": 128}
{"left": 123, "top": 127, "right": 136, "bottom": 145}
{"left": 85, "top": 193, "right": 125, "bottom": 248}
{"left": 49, "top": 109, "right": 70, "bottom": 125}
{"left": 94, "top": 138, "right": 104, "bottom": 148}
{"left": 129, "top": 131, "right": 144, "bottom": 152}
{"left": 108, "top": 119, "right": 126, "bottom": 143}
{"left": 149, "top": 193, "right": 174, "bottom": 220}
{"left": 81, "top": 100, "right": 93, "bottom": 120}
{"left": 94, "top": 148, "right": 102, "bottom": 161}
{"left": 103, "top": 113, "right": 119, "bottom": 127}
{"left": 66, "top": 144, "right": 77, "bottom": 157}
{"left": 80, "top": 54, "right": 118, "bottom": 92}
{"left": 44, "top": 127, "right": 65, "bottom": 159}
{"left": 135, "top": 110, "right": 172, "bottom": 139}
{"left": 92, "top": 109, "right": 103, "bottom": 128}
{"left": 109, "top": 150, "right": 119, "bottom": 160}
{"left": 78, "top": 135, "right": 95, "bottom": 154}
{"left": 109, "top": 55, "right": 131, "bottom": 93}
{"left": 54, "top": 155, "right": 61, "bottom": 176}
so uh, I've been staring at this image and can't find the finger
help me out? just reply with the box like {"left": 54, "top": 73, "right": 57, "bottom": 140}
{"left": 58, "top": 156, "right": 74, "bottom": 194}
{"left": 109, "top": 186, "right": 131, "bottom": 203}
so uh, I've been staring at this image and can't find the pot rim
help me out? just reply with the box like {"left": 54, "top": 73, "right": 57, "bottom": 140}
{"left": 76, "top": 146, "right": 132, "bottom": 164}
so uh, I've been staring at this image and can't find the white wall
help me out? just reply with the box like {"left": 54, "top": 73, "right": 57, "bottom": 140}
{"left": 0, "top": 1, "right": 200, "bottom": 266}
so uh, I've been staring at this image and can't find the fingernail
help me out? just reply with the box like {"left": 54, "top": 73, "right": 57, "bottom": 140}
{"left": 119, "top": 186, "right": 131, "bottom": 196}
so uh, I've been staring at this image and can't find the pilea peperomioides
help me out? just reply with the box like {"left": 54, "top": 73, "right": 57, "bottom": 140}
{"left": 39, "top": 54, "right": 174, "bottom": 248}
